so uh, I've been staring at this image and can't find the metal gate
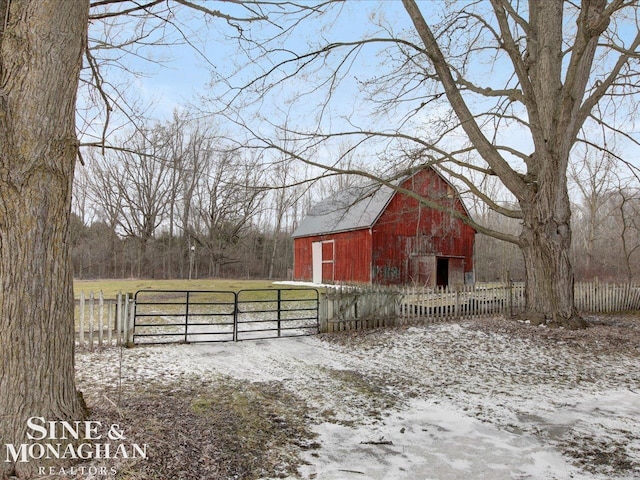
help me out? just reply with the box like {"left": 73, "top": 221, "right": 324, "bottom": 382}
{"left": 133, "top": 288, "right": 319, "bottom": 345}
{"left": 236, "top": 289, "right": 320, "bottom": 341}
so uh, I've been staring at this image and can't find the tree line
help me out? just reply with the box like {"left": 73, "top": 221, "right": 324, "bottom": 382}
{"left": 71, "top": 116, "right": 640, "bottom": 283}
{"left": 72, "top": 113, "right": 311, "bottom": 280}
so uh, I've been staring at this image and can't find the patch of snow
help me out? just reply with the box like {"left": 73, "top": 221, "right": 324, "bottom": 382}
{"left": 298, "top": 399, "right": 591, "bottom": 480}
{"left": 76, "top": 320, "right": 640, "bottom": 479}
{"left": 274, "top": 280, "right": 353, "bottom": 290}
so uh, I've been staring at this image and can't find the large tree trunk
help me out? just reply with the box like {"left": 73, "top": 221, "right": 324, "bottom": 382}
{"left": 518, "top": 159, "right": 583, "bottom": 327}
{"left": 0, "top": 1, "right": 89, "bottom": 478}
{"left": 520, "top": 212, "right": 577, "bottom": 324}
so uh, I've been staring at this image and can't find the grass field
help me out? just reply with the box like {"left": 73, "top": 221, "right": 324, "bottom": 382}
{"left": 74, "top": 278, "right": 283, "bottom": 298}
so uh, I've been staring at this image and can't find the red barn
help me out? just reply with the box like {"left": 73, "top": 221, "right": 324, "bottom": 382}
{"left": 292, "top": 167, "right": 476, "bottom": 286}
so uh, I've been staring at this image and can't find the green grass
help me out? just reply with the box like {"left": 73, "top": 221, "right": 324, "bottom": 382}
{"left": 74, "top": 278, "right": 284, "bottom": 298}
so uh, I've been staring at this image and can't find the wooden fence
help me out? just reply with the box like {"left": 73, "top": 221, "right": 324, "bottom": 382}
{"left": 321, "top": 282, "right": 640, "bottom": 333}
{"left": 75, "top": 292, "right": 135, "bottom": 350}
{"left": 574, "top": 282, "right": 640, "bottom": 312}
{"left": 75, "top": 282, "right": 640, "bottom": 347}
{"left": 320, "top": 286, "right": 401, "bottom": 333}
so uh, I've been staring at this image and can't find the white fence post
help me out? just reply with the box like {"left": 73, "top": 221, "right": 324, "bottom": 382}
{"left": 116, "top": 292, "right": 123, "bottom": 346}
{"left": 122, "top": 293, "right": 129, "bottom": 347}
{"left": 98, "top": 291, "right": 104, "bottom": 347}
{"left": 78, "top": 292, "right": 85, "bottom": 349}
{"left": 128, "top": 294, "right": 135, "bottom": 346}
{"left": 88, "top": 292, "right": 95, "bottom": 351}
{"left": 318, "top": 292, "right": 327, "bottom": 333}
{"left": 107, "top": 300, "right": 113, "bottom": 346}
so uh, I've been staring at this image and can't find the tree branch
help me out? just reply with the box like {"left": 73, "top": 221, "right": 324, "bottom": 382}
{"left": 401, "top": 0, "right": 530, "bottom": 202}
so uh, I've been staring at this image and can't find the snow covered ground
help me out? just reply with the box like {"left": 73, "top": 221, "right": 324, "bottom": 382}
{"left": 76, "top": 316, "right": 640, "bottom": 479}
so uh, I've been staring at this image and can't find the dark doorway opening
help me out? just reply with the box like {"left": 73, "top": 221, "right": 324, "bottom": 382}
{"left": 436, "top": 257, "right": 449, "bottom": 286}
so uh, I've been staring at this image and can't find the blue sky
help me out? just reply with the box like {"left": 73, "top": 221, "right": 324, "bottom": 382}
{"left": 103, "top": 1, "right": 420, "bottom": 122}
{"left": 83, "top": 1, "right": 640, "bottom": 181}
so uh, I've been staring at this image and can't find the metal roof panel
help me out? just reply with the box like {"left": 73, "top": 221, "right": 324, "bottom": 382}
{"left": 291, "top": 182, "right": 396, "bottom": 238}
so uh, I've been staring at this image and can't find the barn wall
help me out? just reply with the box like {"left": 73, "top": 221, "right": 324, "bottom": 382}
{"left": 293, "top": 229, "right": 372, "bottom": 283}
{"left": 371, "top": 169, "right": 475, "bottom": 285}
{"left": 293, "top": 237, "right": 313, "bottom": 281}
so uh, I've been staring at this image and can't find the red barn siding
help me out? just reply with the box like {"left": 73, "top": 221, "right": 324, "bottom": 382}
{"left": 371, "top": 169, "right": 475, "bottom": 285}
{"left": 293, "top": 229, "right": 372, "bottom": 283}
{"left": 293, "top": 238, "right": 312, "bottom": 280}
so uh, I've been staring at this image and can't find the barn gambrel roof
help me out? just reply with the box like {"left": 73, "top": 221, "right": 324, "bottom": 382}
{"left": 291, "top": 181, "right": 396, "bottom": 238}
{"left": 291, "top": 167, "right": 475, "bottom": 239}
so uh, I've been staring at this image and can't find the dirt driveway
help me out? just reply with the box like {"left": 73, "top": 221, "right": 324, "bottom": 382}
{"left": 75, "top": 315, "right": 640, "bottom": 479}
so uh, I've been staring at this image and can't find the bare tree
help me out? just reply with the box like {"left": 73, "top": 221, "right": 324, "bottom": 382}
{"left": 266, "top": 159, "right": 297, "bottom": 279}
{"left": 176, "top": 118, "right": 223, "bottom": 277}
{"left": 612, "top": 180, "right": 640, "bottom": 281}
{"left": 159, "top": 112, "right": 190, "bottom": 278}
{"left": 84, "top": 149, "right": 131, "bottom": 276}
{"left": 113, "top": 127, "right": 175, "bottom": 276}
{"left": 395, "top": 1, "right": 639, "bottom": 325}
{"left": 470, "top": 178, "right": 525, "bottom": 282}
{"left": 0, "top": 2, "right": 89, "bottom": 477}
{"left": 569, "top": 150, "right": 618, "bottom": 279}
{"left": 191, "top": 149, "right": 267, "bottom": 277}
{"left": 215, "top": 0, "right": 640, "bottom": 325}
{"left": 263, "top": 128, "right": 328, "bottom": 280}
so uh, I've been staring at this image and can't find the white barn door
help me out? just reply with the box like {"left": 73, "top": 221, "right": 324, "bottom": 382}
{"left": 312, "top": 242, "right": 322, "bottom": 284}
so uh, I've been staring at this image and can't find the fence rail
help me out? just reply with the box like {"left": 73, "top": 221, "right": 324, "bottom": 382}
{"left": 133, "top": 290, "right": 238, "bottom": 344}
{"left": 235, "top": 288, "right": 320, "bottom": 341}
{"left": 321, "top": 281, "right": 640, "bottom": 333}
{"left": 75, "top": 281, "right": 640, "bottom": 348}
